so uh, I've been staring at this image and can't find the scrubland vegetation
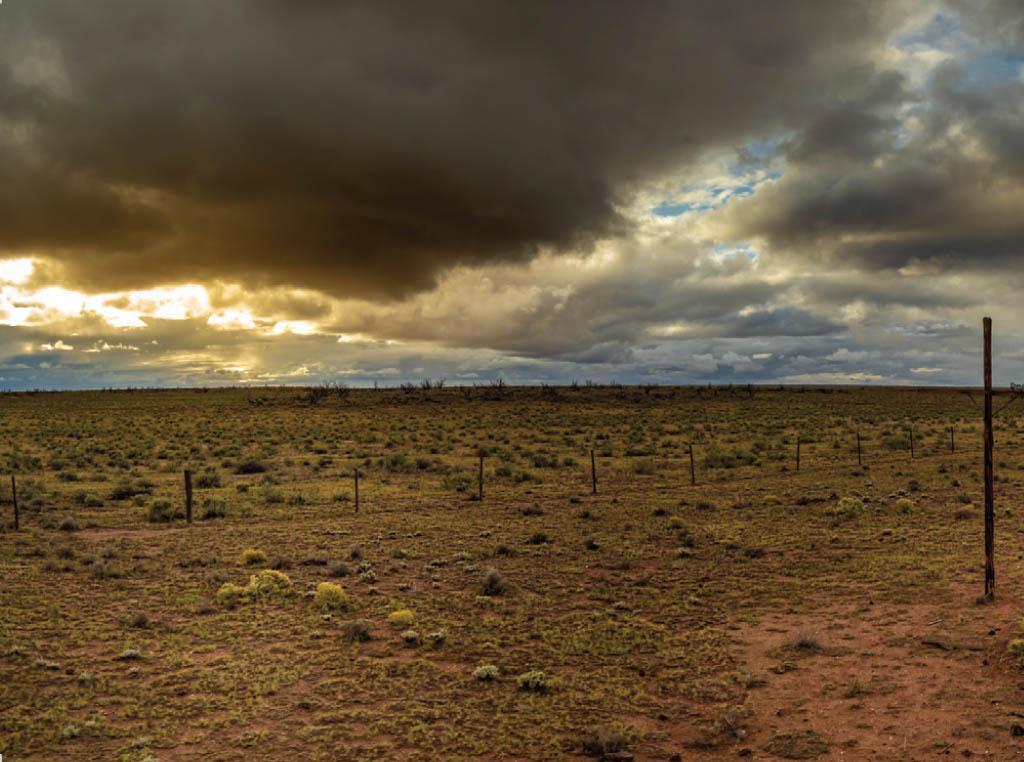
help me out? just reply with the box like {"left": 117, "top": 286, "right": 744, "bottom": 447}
{"left": 2, "top": 385, "right": 1024, "bottom": 759}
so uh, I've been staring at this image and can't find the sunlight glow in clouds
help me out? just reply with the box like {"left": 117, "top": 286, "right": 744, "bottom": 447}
{"left": 0, "top": 260, "right": 215, "bottom": 330}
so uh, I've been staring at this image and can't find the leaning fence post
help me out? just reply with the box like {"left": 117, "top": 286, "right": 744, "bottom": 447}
{"left": 983, "top": 316, "right": 995, "bottom": 599}
{"left": 354, "top": 468, "right": 360, "bottom": 513}
{"left": 11, "top": 474, "right": 18, "bottom": 531}
{"left": 184, "top": 469, "right": 193, "bottom": 524}
{"left": 689, "top": 443, "right": 696, "bottom": 485}
{"left": 590, "top": 448, "right": 597, "bottom": 494}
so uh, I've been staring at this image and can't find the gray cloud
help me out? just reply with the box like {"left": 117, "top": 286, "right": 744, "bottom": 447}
{"left": 0, "top": 0, "right": 902, "bottom": 298}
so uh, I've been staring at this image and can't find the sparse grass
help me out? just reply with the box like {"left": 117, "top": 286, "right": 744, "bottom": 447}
{"left": 0, "top": 386, "right": 1017, "bottom": 760}
{"left": 764, "top": 730, "right": 830, "bottom": 759}
{"left": 785, "top": 632, "right": 823, "bottom": 654}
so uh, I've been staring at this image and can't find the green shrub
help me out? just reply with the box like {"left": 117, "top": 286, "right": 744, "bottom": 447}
{"left": 200, "top": 499, "right": 226, "bottom": 520}
{"left": 481, "top": 569, "right": 509, "bottom": 596}
{"left": 473, "top": 664, "right": 499, "bottom": 681}
{"left": 516, "top": 670, "right": 549, "bottom": 692}
{"left": 235, "top": 459, "right": 267, "bottom": 474}
{"left": 400, "top": 629, "right": 420, "bottom": 646}
{"left": 146, "top": 498, "right": 180, "bottom": 523}
{"left": 195, "top": 470, "right": 222, "bottom": 488}
{"left": 342, "top": 619, "right": 373, "bottom": 642}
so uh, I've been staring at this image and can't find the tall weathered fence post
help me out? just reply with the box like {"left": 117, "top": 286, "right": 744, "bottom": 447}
{"left": 478, "top": 454, "right": 484, "bottom": 501}
{"left": 950, "top": 426, "right": 955, "bottom": 454}
{"left": 909, "top": 424, "right": 915, "bottom": 458}
{"left": 983, "top": 316, "right": 995, "bottom": 599}
{"left": 184, "top": 469, "right": 193, "bottom": 524}
{"left": 590, "top": 448, "right": 597, "bottom": 494}
{"left": 856, "top": 432, "right": 862, "bottom": 467}
{"left": 796, "top": 437, "right": 801, "bottom": 471}
{"left": 354, "top": 467, "right": 360, "bottom": 513}
{"left": 688, "top": 443, "right": 696, "bottom": 486}
{"left": 11, "top": 474, "right": 18, "bottom": 531}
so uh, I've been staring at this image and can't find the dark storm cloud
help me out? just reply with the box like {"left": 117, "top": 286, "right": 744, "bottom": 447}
{"left": 718, "top": 3, "right": 1024, "bottom": 274}
{"left": 0, "top": 0, "right": 902, "bottom": 298}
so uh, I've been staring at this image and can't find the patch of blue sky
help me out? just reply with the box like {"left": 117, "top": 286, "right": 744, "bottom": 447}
{"left": 958, "top": 49, "right": 1024, "bottom": 87}
{"left": 652, "top": 200, "right": 715, "bottom": 217}
{"left": 894, "top": 13, "right": 962, "bottom": 54}
{"left": 651, "top": 163, "right": 780, "bottom": 219}
{"left": 712, "top": 242, "right": 758, "bottom": 262}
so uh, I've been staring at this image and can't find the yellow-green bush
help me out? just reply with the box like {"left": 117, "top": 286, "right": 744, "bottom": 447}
{"left": 388, "top": 609, "right": 415, "bottom": 628}
{"left": 239, "top": 548, "right": 268, "bottom": 566}
{"left": 216, "top": 582, "right": 248, "bottom": 608}
{"left": 1008, "top": 638, "right": 1024, "bottom": 659}
{"left": 894, "top": 498, "right": 914, "bottom": 513}
{"left": 516, "top": 670, "right": 549, "bottom": 692}
{"left": 217, "top": 570, "right": 293, "bottom": 607}
{"left": 246, "top": 569, "right": 293, "bottom": 598}
{"left": 314, "top": 582, "right": 349, "bottom": 612}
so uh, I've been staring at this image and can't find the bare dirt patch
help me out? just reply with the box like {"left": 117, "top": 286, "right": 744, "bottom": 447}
{"left": 733, "top": 581, "right": 1024, "bottom": 759}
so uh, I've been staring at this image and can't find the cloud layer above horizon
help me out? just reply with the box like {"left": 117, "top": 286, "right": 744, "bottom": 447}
{"left": 2, "top": 0, "right": 1024, "bottom": 389}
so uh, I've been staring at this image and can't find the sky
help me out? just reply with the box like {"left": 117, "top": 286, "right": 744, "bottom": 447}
{"left": 1, "top": 1, "right": 1024, "bottom": 389}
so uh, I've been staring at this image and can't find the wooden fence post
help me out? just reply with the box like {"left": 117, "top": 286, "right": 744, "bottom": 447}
{"left": 983, "top": 316, "right": 995, "bottom": 599}
{"left": 796, "top": 437, "right": 801, "bottom": 471}
{"left": 354, "top": 468, "right": 360, "bottom": 513}
{"left": 856, "top": 432, "right": 862, "bottom": 467}
{"left": 478, "top": 454, "right": 484, "bottom": 501}
{"left": 909, "top": 424, "right": 915, "bottom": 458}
{"left": 590, "top": 448, "right": 597, "bottom": 495}
{"left": 689, "top": 443, "right": 696, "bottom": 486}
{"left": 11, "top": 474, "right": 18, "bottom": 531}
{"left": 950, "top": 426, "right": 955, "bottom": 454}
{"left": 184, "top": 469, "right": 193, "bottom": 524}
